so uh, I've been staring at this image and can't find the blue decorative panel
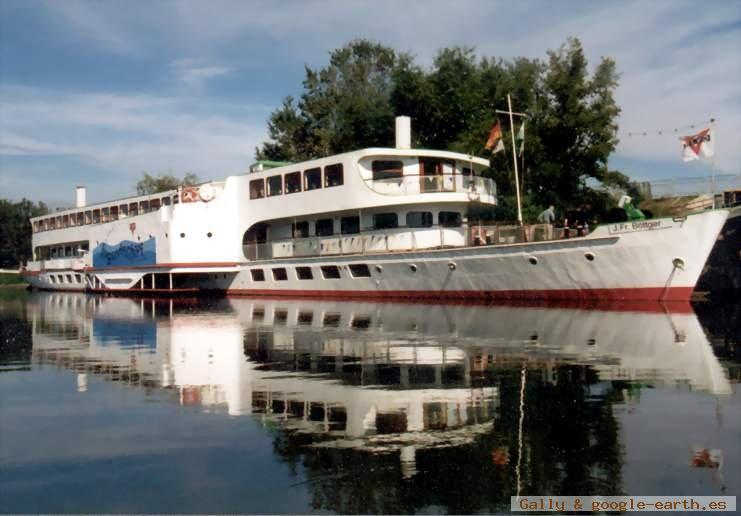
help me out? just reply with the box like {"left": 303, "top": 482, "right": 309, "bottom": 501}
{"left": 92, "top": 238, "right": 156, "bottom": 268}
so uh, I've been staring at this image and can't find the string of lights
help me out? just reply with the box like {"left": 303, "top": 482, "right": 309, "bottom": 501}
{"left": 620, "top": 118, "right": 716, "bottom": 137}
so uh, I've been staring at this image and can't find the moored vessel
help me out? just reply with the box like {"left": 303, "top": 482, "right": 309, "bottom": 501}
{"left": 22, "top": 117, "right": 728, "bottom": 301}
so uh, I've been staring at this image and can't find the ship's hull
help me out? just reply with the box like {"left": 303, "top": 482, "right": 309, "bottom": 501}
{"left": 23, "top": 210, "right": 729, "bottom": 302}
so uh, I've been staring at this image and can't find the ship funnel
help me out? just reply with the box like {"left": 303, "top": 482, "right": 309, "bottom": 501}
{"left": 395, "top": 116, "right": 411, "bottom": 149}
{"left": 76, "top": 186, "right": 86, "bottom": 208}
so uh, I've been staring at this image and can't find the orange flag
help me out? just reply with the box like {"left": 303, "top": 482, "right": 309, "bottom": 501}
{"left": 485, "top": 121, "right": 504, "bottom": 153}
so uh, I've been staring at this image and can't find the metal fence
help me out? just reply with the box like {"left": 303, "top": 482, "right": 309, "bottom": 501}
{"left": 647, "top": 173, "right": 740, "bottom": 199}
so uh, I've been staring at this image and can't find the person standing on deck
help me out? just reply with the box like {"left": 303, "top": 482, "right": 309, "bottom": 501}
{"left": 537, "top": 205, "right": 556, "bottom": 239}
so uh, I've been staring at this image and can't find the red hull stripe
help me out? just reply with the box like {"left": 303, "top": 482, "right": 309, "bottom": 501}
{"left": 226, "top": 286, "right": 695, "bottom": 302}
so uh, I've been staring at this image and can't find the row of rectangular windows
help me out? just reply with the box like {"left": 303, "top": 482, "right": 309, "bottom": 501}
{"left": 48, "top": 273, "right": 84, "bottom": 284}
{"left": 250, "top": 263, "right": 372, "bottom": 282}
{"left": 33, "top": 195, "right": 179, "bottom": 233}
{"left": 250, "top": 163, "right": 343, "bottom": 200}
{"left": 290, "top": 211, "right": 462, "bottom": 238}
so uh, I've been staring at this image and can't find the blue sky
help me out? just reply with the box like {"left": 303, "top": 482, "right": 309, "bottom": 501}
{"left": 1, "top": 0, "right": 739, "bottom": 207}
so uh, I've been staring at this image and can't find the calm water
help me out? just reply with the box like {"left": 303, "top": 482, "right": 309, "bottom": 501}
{"left": 0, "top": 290, "right": 739, "bottom": 514}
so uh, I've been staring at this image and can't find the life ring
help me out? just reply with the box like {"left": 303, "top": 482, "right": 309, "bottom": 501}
{"left": 199, "top": 184, "right": 215, "bottom": 202}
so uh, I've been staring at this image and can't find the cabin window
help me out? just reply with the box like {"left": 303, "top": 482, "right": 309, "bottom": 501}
{"left": 119, "top": 205, "right": 128, "bottom": 218}
{"left": 298, "top": 311, "right": 314, "bottom": 325}
{"left": 324, "top": 164, "right": 343, "bottom": 187}
{"left": 304, "top": 168, "right": 322, "bottom": 191}
{"left": 349, "top": 264, "right": 371, "bottom": 278}
{"left": 341, "top": 216, "right": 360, "bottom": 235}
{"left": 252, "top": 307, "right": 265, "bottom": 321}
{"left": 439, "top": 211, "right": 462, "bottom": 227}
{"left": 139, "top": 201, "right": 149, "bottom": 213}
{"left": 406, "top": 211, "right": 433, "bottom": 228}
{"left": 66, "top": 274, "right": 73, "bottom": 283}
{"left": 49, "top": 275, "right": 56, "bottom": 284}
{"left": 150, "top": 199, "right": 161, "bottom": 210}
{"left": 251, "top": 269, "right": 266, "bottom": 282}
{"left": 110, "top": 206, "right": 119, "bottom": 220}
{"left": 315, "top": 219, "right": 334, "bottom": 236}
{"left": 250, "top": 179, "right": 265, "bottom": 199}
{"left": 320, "top": 265, "right": 341, "bottom": 279}
{"left": 272, "top": 268, "right": 288, "bottom": 281}
{"left": 56, "top": 216, "right": 62, "bottom": 228}
{"left": 93, "top": 210, "right": 101, "bottom": 223}
{"left": 267, "top": 175, "right": 283, "bottom": 196}
{"left": 101, "top": 209, "right": 109, "bottom": 223}
{"left": 351, "top": 316, "right": 371, "bottom": 329}
{"left": 285, "top": 172, "right": 302, "bottom": 194}
{"left": 296, "top": 266, "right": 313, "bottom": 280}
{"left": 129, "top": 203, "right": 138, "bottom": 216}
{"left": 372, "top": 160, "right": 404, "bottom": 180}
{"left": 292, "top": 221, "right": 309, "bottom": 238}
{"left": 373, "top": 213, "right": 398, "bottom": 230}
{"left": 162, "top": 197, "right": 171, "bottom": 206}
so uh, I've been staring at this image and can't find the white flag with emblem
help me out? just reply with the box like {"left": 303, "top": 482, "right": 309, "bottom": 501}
{"left": 680, "top": 128, "right": 714, "bottom": 162}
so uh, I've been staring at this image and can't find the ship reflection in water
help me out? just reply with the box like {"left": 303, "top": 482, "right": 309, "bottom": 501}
{"left": 2, "top": 292, "right": 738, "bottom": 514}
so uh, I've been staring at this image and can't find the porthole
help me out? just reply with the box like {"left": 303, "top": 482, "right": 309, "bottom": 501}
{"left": 375, "top": 265, "right": 383, "bottom": 273}
{"left": 585, "top": 252, "right": 595, "bottom": 262}
{"left": 409, "top": 264, "right": 417, "bottom": 272}
{"left": 180, "top": 233, "right": 185, "bottom": 238}
{"left": 448, "top": 262, "right": 456, "bottom": 270}
{"left": 207, "top": 232, "right": 213, "bottom": 238}
{"left": 528, "top": 256, "right": 538, "bottom": 265}
{"left": 587, "top": 338, "right": 596, "bottom": 346}
{"left": 672, "top": 257, "right": 686, "bottom": 269}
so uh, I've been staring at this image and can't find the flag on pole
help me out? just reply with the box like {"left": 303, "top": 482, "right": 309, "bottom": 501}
{"left": 485, "top": 121, "right": 504, "bottom": 153}
{"left": 515, "top": 120, "right": 525, "bottom": 156}
{"left": 680, "top": 128, "right": 714, "bottom": 162}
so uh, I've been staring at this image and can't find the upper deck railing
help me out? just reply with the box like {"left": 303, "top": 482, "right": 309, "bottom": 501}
{"left": 364, "top": 174, "right": 496, "bottom": 199}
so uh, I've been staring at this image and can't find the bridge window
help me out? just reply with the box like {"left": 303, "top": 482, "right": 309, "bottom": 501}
{"left": 272, "top": 268, "right": 288, "bottom": 281}
{"left": 292, "top": 221, "right": 309, "bottom": 238}
{"left": 250, "top": 179, "right": 265, "bottom": 199}
{"left": 316, "top": 219, "right": 334, "bottom": 236}
{"left": 341, "top": 216, "right": 360, "bottom": 235}
{"left": 285, "top": 172, "right": 301, "bottom": 194}
{"left": 296, "top": 266, "right": 313, "bottom": 280}
{"left": 250, "top": 269, "right": 265, "bottom": 281}
{"left": 320, "top": 265, "right": 341, "bottom": 279}
{"left": 267, "top": 175, "right": 283, "bottom": 196}
{"left": 439, "top": 211, "right": 462, "bottom": 227}
{"left": 407, "top": 211, "right": 433, "bottom": 228}
{"left": 324, "top": 164, "right": 343, "bottom": 187}
{"left": 304, "top": 168, "right": 321, "bottom": 190}
{"left": 372, "top": 160, "right": 404, "bottom": 180}
{"left": 373, "top": 213, "right": 398, "bottom": 230}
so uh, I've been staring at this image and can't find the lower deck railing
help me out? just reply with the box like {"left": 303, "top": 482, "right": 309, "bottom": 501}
{"left": 243, "top": 223, "right": 582, "bottom": 261}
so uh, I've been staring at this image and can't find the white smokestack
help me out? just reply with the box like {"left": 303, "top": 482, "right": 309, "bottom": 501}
{"left": 76, "top": 186, "right": 86, "bottom": 208}
{"left": 395, "top": 116, "right": 411, "bottom": 149}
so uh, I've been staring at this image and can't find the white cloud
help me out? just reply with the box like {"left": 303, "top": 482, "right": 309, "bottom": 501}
{"left": 169, "top": 58, "right": 235, "bottom": 91}
{"left": 0, "top": 86, "right": 269, "bottom": 203}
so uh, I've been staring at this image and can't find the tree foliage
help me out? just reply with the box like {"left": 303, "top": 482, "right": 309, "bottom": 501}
{"left": 0, "top": 199, "right": 48, "bottom": 268}
{"left": 257, "top": 38, "right": 623, "bottom": 220}
{"left": 135, "top": 172, "right": 199, "bottom": 195}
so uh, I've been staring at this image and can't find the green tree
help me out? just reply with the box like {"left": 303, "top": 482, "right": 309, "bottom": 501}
{"left": 0, "top": 199, "right": 48, "bottom": 268}
{"left": 257, "top": 38, "right": 622, "bottom": 219}
{"left": 135, "top": 172, "right": 199, "bottom": 195}
{"left": 257, "top": 40, "right": 403, "bottom": 161}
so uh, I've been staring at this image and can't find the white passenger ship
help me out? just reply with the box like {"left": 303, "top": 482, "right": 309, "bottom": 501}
{"left": 23, "top": 117, "right": 728, "bottom": 302}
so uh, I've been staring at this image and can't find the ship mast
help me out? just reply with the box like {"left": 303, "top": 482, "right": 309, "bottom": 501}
{"left": 496, "top": 95, "right": 528, "bottom": 228}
